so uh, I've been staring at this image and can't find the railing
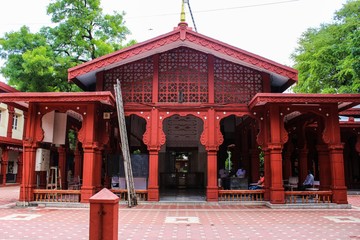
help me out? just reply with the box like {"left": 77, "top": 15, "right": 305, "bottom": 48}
{"left": 31, "top": 189, "right": 332, "bottom": 204}
{"left": 33, "top": 189, "right": 81, "bottom": 203}
{"left": 218, "top": 189, "right": 265, "bottom": 201}
{"left": 285, "top": 190, "right": 332, "bottom": 204}
{"left": 111, "top": 189, "right": 148, "bottom": 201}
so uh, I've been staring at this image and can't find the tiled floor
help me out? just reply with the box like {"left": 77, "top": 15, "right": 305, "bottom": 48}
{"left": 1, "top": 186, "right": 360, "bottom": 239}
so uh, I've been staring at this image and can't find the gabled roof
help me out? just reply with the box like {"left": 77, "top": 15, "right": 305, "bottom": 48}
{"left": 0, "top": 81, "right": 19, "bottom": 93}
{"left": 0, "top": 81, "right": 28, "bottom": 110}
{"left": 68, "top": 23, "right": 298, "bottom": 91}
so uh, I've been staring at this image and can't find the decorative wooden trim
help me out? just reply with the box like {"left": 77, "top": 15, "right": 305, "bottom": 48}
{"left": 0, "top": 92, "right": 115, "bottom": 106}
{"left": 249, "top": 93, "right": 360, "bottom": 110}
{"left": 68, "top": 27, "right": 298, "bottom": 83}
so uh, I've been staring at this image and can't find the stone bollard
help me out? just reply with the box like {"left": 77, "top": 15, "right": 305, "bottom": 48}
{"left": 89, "top": 188, "right": 119, "bottom": 240}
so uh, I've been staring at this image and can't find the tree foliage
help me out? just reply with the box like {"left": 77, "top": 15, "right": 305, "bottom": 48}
{"left": 0, "top": 0, "right": 135, "bottom": 92}
{"left": 291, "top": 0, "right": 360, "bottom": 93}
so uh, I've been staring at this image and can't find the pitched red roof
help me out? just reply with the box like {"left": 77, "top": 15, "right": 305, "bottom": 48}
{"left": 68, "top": 23, "right": 297, "bottom": 90}
{"left": 0, "top": 82, "right": 19, "bottom": 93}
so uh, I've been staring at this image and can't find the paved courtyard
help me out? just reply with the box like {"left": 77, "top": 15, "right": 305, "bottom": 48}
{"left": 0, "top": 186, "right": 360, "bottom": 240}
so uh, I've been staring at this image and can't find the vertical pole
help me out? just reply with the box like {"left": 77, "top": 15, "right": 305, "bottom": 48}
{"left": 317, "top": 144, "right": 331, "bottom": 190}
{"left": 206, "top": 108, "right": 219, "bottom": 201}
{"left": 114, "top": 80, "right": 137, "bottom": 207}
{"left": 326, "top": 105, "right": 347, "bottom": 204}
{"left": 268, "top": 105, "right": 285, "bottom": 204}
{"left": 58, "top": 146, "right": 66, "bottom": 189}
{"left": 16, "top": 154, "right": 23, "bottom": 184}
{"left": 1, "top": 147, "right": 8, "bottom": 185}
{"left": 298, "top": 148, "right": 309, "bottom": 187}
{"left": 147, "top": 150, "right": 159, "bottom": 201}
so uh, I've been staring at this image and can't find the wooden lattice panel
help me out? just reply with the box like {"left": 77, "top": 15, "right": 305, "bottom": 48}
{"left": 164, "top": 115, "right": 202, "bottom": 147}
{"left": 104, "top": 57, "right": 153, "bottom": 103}
{"left": 158, "top": 47, "right": 208, "bottom": 103}
{"left": 214, "top": 57, "right": 262, "bottom": 104}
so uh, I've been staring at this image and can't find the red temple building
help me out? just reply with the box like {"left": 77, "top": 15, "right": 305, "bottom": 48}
{"left": 1, "top": 14, "right": 360, "bottom": 206}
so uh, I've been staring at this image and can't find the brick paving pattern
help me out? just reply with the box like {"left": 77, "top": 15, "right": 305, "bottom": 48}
{"left": 1, "top": 186, "right": 360, "bottom": 240}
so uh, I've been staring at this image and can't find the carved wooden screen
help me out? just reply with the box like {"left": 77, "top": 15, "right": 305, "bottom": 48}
{"left": 104, "top": 57, "right": 153, "bottom": 103}
{"left": 214, "top": 57, "right": 263, "bottom": 104}
{"left": 158, "top": 47, "right": 208, "bottom": 103}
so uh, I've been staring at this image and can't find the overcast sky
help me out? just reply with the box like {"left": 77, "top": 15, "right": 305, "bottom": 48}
{"left": 0, "top": 0, "right": 348, "bottom": 83}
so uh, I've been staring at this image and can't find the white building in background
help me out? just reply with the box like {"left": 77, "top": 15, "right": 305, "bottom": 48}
{"left": 0, "top": 82, "right": 27, "bottom": 185}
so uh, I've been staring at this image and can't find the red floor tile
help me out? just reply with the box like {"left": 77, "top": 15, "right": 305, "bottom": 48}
{"left": 1, "top": 186, "right": 360, "bottom": 239}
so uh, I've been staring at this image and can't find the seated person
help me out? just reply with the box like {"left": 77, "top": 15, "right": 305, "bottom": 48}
{"left": 299, "top": 170, "right": 314, "bottom": 190}
{"left": 236, "top": 167, "right": 246, "bottom": 178}
{"left": 249, "top": 171, "right": 264, "bottom": 190}
{"left": 219, "top": 168, "right": 229, "bottom": 178}
{"left": 219, "top": 168, "right": 230, "bottom": 189}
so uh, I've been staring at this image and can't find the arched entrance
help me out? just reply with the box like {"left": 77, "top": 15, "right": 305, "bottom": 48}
{"left": 217, "top": 114, "right": 261, "bottom": 189}
{"left": 159, "top": 114, "right": 206, "bottom": 201}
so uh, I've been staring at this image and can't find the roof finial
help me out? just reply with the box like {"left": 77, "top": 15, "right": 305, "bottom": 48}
{"left": 180, "top": 0, "right": 186, "bottom": 22}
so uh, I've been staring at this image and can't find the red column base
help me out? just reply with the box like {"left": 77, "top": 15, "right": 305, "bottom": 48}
{"left": 147, "top": 187, "right": 159, "bottom": 201}
{"left": 19, "top": 185, "right": 35, "bottom": 202}
{"left": 264, "top": 187, "right": 270, "bottom": 201}
{"left": 332, "top": 186, "right": 348, "bottom": 204}
{"left": 81, "top": 186, "right": 96, "bottom": 203}
{"left": 206, "top": 187, "right": 218, "bottom": 202}
{"left": 269, "top": 187, "right": 285, "bottom": 204}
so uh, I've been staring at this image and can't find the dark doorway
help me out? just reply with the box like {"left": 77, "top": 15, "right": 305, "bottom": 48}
{"left": 159, "top": 114, "right": 206, "bottom": 202}
{"left": 160, "top": 148, "right": 205, "bottom": 202}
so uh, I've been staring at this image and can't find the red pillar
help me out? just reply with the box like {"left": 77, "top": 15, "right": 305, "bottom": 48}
{"left": 58, "top": 146, "right": 66, "bottom": 189}
{"left": 19, "top": 103, "right": 41, "bottom": 202}
{"left": 74, "top": 145, "right": 82, "bottom": 179}
{"left": 298, "top": 148, "right": 309, "bottom": 187}
{"left": 6, "top": 106, "right": 14, "bottom": 138}
{"left": 283, "top": 143, "right": 292, "bottom": 180}
{"left": 16, "top": 154, "right": 23, "bottom": 184}
{"left": 78, "top": 103, "right": 100, "bottom": 202}
{"left": 267, "top": 105, "right": 285, "bottom": 204}
{"left": 147, "top": 150, "right": 159, "bottom": 201}
{"left": 19, "top": 144, "right": 37, "bottom": 202}
{"left": 317, "top": 144, "right": 331, "bottom": 190}
{"left": 94, "top": 148, "right": 103, "bottom": 191}
{"left": 263, "top": 147, "right": 271, "bottom": 201}
{"left": 329, "top": 144, "right": 348, "bottom": 204}
{"left": 81, "top": 143, "right": 98, "bottom": 202}
{"left": 205, "top": 109, "right": 219, "bottom": 201}
{"left": 1, "top": 148, "right": 9, "bottom": 185}
{"left": 250, "top": 147, "right": 260, "bottom": 183}
{"left": 324, "top": 106, "right": 347, "bottom": 204}
{"left": 268, "top": 143, "right": 285, "bottom": 204}
{"left": 146, "top": 108, "right": 161, "bottom": 201}
{"left": 206, "top": 150, "right": 218, "bottom": 201}
{"left": 249, "top": 125, "right": 260, "bottom": 183}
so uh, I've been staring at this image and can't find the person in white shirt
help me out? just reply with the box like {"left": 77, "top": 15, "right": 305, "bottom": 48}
{"left": 300, "top": 170, "right": 314, "bottom": 190}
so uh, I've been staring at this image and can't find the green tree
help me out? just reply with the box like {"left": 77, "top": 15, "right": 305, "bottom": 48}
{"left": 0, "top": 0, "right": 135, "bottom": 92}
{"left": 291, "top": 0, "right": 360, "bottom": 93}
